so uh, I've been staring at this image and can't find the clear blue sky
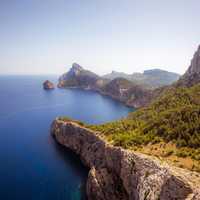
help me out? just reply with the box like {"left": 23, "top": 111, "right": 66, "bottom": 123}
{"left": 0, "top": 0, "right": 200, "bottom": 75}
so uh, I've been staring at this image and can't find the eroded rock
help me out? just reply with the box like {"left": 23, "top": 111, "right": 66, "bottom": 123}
{"left": 51, "top": 119, "right": 200, "bottom": 200}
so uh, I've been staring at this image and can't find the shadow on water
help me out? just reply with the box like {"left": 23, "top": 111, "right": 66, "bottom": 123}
{"left": 50, "top": 136, "right": 89, "bottom": 200}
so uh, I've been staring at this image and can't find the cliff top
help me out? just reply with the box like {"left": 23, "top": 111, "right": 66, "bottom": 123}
{"left": 53, "top": 118, "right": 200, "bottom": 196}
{"left": 185, "top": 45, "right": 200, "bottom": 75}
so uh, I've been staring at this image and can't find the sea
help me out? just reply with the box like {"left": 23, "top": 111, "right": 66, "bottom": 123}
{"left": 0, "top": 75, "right": 132, "bottom": 200}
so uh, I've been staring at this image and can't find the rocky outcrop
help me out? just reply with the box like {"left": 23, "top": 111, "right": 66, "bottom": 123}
{"left": 43, "top": 80, "right": 54, "bottom": 89}
{"left": 51, "top": 119, "right": 200, "bottom": 200}
{"left": 58, "top": 63, "right": 106, "bottom": 89}
{"left": 177, "top": 45, "right": 200, "bottom": 87}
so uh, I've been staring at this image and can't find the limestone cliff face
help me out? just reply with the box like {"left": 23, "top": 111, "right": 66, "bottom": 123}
{"left": 177, "top": 45, "right": 200, "bottom": 87}
{"left": 51, "top": 119, "right": 200, "bottom": 200}
{"left": 58, "top": 63, "right": 104, "bottom": 89}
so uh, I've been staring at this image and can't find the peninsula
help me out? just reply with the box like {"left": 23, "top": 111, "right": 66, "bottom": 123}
{"left": 57, "top": 63, "right": 179, "bottom": 108}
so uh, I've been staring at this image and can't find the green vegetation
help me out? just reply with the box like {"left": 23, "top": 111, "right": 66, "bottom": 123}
{"left": 58, "top": 116, "right": 85, "bottom": 126}
{"left": 59, "top": 83, "right": 200, "bottom": 171}
{"left": 87, "top": 84, "right": 200, "bottom": 168}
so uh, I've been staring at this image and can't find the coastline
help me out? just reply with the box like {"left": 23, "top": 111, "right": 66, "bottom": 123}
{"left": 51, "top": 118, "right": 200, "bottom": 200}
{"left": 57, "top": 85, "right": 149, "bottom": 108}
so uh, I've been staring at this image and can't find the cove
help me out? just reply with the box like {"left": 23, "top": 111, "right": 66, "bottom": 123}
{"left": 0, "top": 75, "right": 132, "bottom": 200}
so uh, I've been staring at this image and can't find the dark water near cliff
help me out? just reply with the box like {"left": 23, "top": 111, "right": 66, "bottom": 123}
{"left": 0, "top": 75, "right": 132, "bottom": 200}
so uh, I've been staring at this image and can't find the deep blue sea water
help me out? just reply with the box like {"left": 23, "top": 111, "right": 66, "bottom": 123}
{"left": 0, "top": 75, "right": 132, "bottom": 200}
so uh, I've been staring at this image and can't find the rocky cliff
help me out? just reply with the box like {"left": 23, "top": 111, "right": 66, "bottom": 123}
{"left": 51, "top": 119, "right": 200, "bottom": 200}
{"left": 101, "top": 78, "right": 153, "bottom": 108}
{"left": 177, "top": 45, "right": 200, "bottom": 87}
{"left": 58, "top": 63, "right": 107, "bottom": 89}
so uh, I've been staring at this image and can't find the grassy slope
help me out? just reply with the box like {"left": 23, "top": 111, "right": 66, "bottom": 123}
{"left": 87, "top": 84, "right": 200, "bottom": 171}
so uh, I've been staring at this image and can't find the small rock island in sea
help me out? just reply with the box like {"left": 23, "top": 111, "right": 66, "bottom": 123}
{"left": 43, "top": 80, "right": 55, "bottom": 90}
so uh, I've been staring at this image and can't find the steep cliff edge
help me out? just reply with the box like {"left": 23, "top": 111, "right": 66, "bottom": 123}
{"left": 51, "top": 119, "right": 200, "bottom": 200}
{"left": 177, "top": 45, "right": 200, "bottom": 87}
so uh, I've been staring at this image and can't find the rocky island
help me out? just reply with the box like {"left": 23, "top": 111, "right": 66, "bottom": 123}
{"left": 43, "top": 80, "right": 55, "bottom": 90}
{"left": 51, "top": 119, "right": 200, "bottom": 200}
{"left": 52, "top": 45, "right": 200, "bottom": 199}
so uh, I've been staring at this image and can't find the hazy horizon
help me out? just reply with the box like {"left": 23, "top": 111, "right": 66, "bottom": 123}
{"left": 0, "top": 64, "right": 182, "bottom": 76}
{"left": 1, "top": 0, "right": 200, "bottom": 75}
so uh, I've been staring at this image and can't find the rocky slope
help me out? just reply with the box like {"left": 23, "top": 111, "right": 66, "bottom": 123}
{"left": 51, "top": 119, "right": 200, "bottom": 200}
{"left": 58, "top": 63, "right": 108, "bottom": 89}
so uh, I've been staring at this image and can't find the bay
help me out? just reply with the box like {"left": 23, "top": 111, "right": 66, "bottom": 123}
{"left": 0, "top": 75, "right": 132, "bottom": 200}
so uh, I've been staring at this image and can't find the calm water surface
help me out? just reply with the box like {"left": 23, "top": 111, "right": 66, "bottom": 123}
{"left": 0, "top": 75, "right": 132, "bottom": 200}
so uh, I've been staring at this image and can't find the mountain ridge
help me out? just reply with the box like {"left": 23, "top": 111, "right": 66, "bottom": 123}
{"left": 103, "top": 68, "right": 180, "bottom": 89}
{"left": 57, "top": 64, "right": 181, "bottom": 108}
{"left": 176, "top": 45, "right": 200, "bottom": 87}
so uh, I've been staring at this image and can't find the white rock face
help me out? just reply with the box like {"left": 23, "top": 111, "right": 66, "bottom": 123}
{"left": 59, "top": 63, "right": 83, "bottom": 82}
{"left": 51, "top": 119, "right": 200, "bottom": 200}
{"left": 186, "top": 45, "right": 200, "bottom": 75}
{"left": 177, "top": 45, "right": 200, "bottom": 87}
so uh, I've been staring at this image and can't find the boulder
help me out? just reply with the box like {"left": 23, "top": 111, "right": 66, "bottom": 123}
{"left": 43, "top": 80, "right": 54, "bottom": 90}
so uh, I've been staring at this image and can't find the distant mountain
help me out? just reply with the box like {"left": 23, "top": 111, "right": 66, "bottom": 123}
{"left": 102, "top": 71, "right": 133, "bottom": 81}
{"left": 103, "top": 69, "right": 180, "bottom": 89}
{"left": 58, "top": 64, "right": 153, "bottom": 108}
{"left": 58, "top": 63, "right": 108, "bottom": 89}
{"left": 57, "top": 63, "right": 184, "bottom": 108}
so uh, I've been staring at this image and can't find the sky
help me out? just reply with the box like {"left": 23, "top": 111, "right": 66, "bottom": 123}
{"left": 0, "top": 0, "right": 200, "bottom": 75}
